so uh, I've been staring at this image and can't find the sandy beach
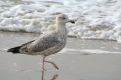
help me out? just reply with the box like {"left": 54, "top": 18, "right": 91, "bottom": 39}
{"left": 0, "top": 31, "right": 121, "bottom": 80}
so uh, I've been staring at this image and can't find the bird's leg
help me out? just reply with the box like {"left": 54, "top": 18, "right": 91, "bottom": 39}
{"left": 50, "top": 74, "right": 58, "bottom": 80}
{"left": 41, "top": 56, "right": 46, "bottom": 80}
{"left": 44, "top": 61, "right": 59, "bottom": 70}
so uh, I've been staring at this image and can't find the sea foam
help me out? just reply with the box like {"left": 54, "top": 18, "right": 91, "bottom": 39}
{"left": 0, "top": 0, "right": 121, "bottom": 42}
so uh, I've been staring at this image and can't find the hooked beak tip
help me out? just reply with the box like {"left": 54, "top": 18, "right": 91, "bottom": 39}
{"left": 68, "top": 20, "right": 75, "bottom": 24}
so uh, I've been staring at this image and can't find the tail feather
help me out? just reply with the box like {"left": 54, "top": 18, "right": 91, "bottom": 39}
{"left": 7, "top": 40, "right": 34, "bottom": 54}
{"left": 7, "top": 46, "right": 21, "bottom": 53}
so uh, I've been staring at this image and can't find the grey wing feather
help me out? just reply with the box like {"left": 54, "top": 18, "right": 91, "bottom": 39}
{"left": 19, "top": 33, "right": 61, "bottom": 53}
{"left": 7, "top": 40, "right": 35, "bottom": 53}
{"left": 21, "top": 40, "right": 35, "bottom": 46}
{"left": 27, "top": 35, "right": 60, "bottom": 53}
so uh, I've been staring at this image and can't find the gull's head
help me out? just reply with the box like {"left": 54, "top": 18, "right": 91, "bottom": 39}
{"left": 56, "top": 14, "right": 75, "bottom": 24}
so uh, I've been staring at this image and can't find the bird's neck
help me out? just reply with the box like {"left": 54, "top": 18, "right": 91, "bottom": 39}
{"left": 55, "top": 21, "right": 67, "bottom": 33}
{"left": 55, "top": 21, "right": 68, "bottom": 39}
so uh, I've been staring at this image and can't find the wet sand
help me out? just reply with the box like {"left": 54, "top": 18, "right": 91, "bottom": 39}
{"left": 0, "top": 31, "right": 121, "bottom": 80}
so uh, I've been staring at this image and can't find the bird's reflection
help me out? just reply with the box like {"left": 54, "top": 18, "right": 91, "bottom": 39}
{"left": 41, "top": 59, "right": 59, "bottom": 80}
{"left": 41, "top": 69, "right": 58, "bottom": 80}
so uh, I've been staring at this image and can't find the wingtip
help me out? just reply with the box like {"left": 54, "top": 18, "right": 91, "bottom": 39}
{"left": 6, "top": 47, "right": 20, "bottom": 53}
{"left": 7, "top": 49, "right": 11, "bottom": 52}
{"left": 7, "top": 48, "right": 13, "bottom": 52}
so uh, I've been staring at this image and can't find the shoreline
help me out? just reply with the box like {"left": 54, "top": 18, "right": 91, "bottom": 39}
{"left": 0, "top": 32, "right": 121, "bottom": 80}
{"left": 0, "top": 31, "right": 117, "bottom": 42}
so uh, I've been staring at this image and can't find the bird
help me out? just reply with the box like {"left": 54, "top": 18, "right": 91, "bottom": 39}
{"left": 7, "top": 14, "right": 75, "bottom": 72}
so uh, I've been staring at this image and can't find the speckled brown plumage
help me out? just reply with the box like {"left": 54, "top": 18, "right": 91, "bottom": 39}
{"left": 7, "top": 14, "right": 71, "bottom": 57}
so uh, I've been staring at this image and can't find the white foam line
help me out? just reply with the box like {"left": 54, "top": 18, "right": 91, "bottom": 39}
{"left": 1, "top": 48, "right": 121, "bottom": 55}
{"left": 59, "top": 48, "right": 121, "bottom": 54}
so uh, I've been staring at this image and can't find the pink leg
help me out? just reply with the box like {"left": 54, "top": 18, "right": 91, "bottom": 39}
{"left": 41, "top": 56, "right": 46, "bottom": 80}
{"left": 45, "top": 61, "right": 59, "bottom": 70}
{"left": 50, "top": 74, "right": 58, "bottom": 80}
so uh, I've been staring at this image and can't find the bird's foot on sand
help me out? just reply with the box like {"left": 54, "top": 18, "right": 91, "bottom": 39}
{"left": 45, "top": 61, "right": 59, "bottom": 70}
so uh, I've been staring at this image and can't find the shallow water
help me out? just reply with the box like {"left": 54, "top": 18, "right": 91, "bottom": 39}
{"left": 0, "top": 32, "right": 121, "bottom": 80}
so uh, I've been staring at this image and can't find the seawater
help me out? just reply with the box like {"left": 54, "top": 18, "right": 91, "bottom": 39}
{"left": 0, "top": 0, "right": 121, "bottom": 42}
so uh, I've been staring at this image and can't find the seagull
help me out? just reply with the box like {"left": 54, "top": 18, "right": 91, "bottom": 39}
{"left": 7, "top": 14, "right": 75, "bottom": 71}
